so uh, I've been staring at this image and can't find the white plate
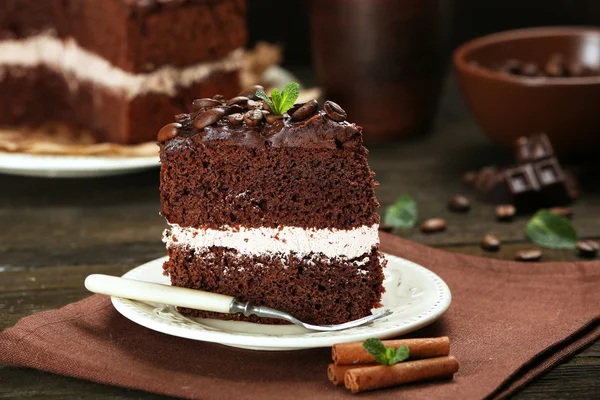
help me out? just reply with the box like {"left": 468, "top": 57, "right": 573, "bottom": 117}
{"left": 112, "top": 254, "right": 451, "bottom": 351}
{"left": 0, "top": 152, "right": 159, "bottom": 178}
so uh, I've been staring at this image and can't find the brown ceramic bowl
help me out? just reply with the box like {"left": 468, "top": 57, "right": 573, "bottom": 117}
{"left": 454, "top": 27, "right": 600, "bottom": 156}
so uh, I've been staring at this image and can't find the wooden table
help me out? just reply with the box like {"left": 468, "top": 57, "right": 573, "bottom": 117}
{"left": 1, "top": 78, "right": 598, "bottom": 399}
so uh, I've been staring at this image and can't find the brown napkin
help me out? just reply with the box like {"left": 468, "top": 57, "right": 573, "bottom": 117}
{"left": 1, "top": 233, "right": 599, "bottom": 399}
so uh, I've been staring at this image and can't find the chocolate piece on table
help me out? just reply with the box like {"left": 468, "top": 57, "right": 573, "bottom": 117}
{"left": 503, "top": 164, "right": 541, "bottom": 210}
{"left": 514, "top": 133, "right": 554, "bottom": 164}
{"left": 532, "top": 157, "right": 571, "bottom": 206}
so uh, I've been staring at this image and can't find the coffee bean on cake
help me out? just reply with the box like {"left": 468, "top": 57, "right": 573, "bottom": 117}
{"left": 323, "top": 100, "right": 347, "bottom": 122}
{"left": 227, "top": 96, "right": 249, "bottom": 106}
{"left": 246, "top": 99, "right": 263, "bottom": 109}
{"left": 421, "top": 218, "right": 446, "bottom": 233}
{"left": 291, "top": 99, "right": 319, "bottom": 121}
{"left": 194, "top": 107, "right": 226, "bottom": 130}
{"left": 157, "top": 122, "right": 181, "bottom": 143}
{"left": 213, "top": 94, "right": 225, "bottom": 101}
{"left": 237, "top": 85, "right": 264, "bottom": 100}
{"left": 265, "top": 113, "right": 283, "bottom": 124}
{"left": 228, "top": 113, "right": 244, "bottom": 125}
{"left": 193, "top": 98, "right": 222, "bottom": 109}
{"left": 243, "top": 109, "right": 263, "bottom": 126}
{"left": 448, "top": 195, "right": 471, "bottom": 213}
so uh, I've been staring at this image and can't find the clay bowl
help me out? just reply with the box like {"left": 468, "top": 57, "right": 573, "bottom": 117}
{"left": 454, "top": 27, "right": 600, "bottom": 156}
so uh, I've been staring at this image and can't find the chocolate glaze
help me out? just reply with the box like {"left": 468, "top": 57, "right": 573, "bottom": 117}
{"left": 164, "top": 110, "right": 362, "bottom": 150}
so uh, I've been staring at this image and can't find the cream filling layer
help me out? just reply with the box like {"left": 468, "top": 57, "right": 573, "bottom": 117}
{"left": 0, "top": 33, "right": 243, "bottom": 99}
{"left": 163, "top": 224, "right": 379, "bottom": 260}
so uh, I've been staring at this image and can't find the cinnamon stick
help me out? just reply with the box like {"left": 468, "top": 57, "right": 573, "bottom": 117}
{"left": 344, "top": 355, "right": 459, "bottom": 393}
{"left": 333, "top": 337, "right": 450, "bottom": 365}
{"left": 327, "top": 363, "right": 376, "bottom": 386}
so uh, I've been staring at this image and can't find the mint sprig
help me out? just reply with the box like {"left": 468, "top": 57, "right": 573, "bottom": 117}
{"left": 363, "top": 338, "right": 410, "bottom": 366}
{"left": 256, "top": 82, "right": 300, "bottom": 115}
{"left": 383, "top": 195, "right": 418, "bottom": 229}
{"left": 525, "top": 209, "right": 577, "bottom": 249}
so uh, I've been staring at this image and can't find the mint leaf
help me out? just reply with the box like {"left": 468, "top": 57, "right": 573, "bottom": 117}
{"left": 526, "top": 209, "right": 577, "bottom": 249}
{"left": 363, "top": 338, "right": 389, "bottom": 365}
{"left": 384, "top": 195, "right": 418, "bottom": 229}
{"left": 270, "top": 88, "right": 283, "bottom": 113}
{"left": 255, "top": 89, "right": 275, "bottom": 112}
{"left": 389, "top": 345, "right": 410, "bottom": 365}
{"left": 278, "top": 82, "right": 300, "bottom": 114}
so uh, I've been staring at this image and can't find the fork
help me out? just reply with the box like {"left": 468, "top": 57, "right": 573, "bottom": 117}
{"left": 85, "top": 274, "right": 391, "bottom": 331}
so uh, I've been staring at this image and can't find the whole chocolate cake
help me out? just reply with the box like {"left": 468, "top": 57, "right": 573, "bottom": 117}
{"left": 0, "top": 0, "right": 246, "bottom": 144}
{"left": 159, "top": 84, "right": 386, "bottom": 325}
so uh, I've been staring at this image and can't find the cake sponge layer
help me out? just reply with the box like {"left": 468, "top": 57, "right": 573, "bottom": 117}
{"left": 163, "top": 245, "right": 386, "bottom": 325}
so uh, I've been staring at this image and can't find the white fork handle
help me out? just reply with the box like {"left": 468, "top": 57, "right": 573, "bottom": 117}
{"left": 84, "top": 274, "right": 234, "bottom": 314}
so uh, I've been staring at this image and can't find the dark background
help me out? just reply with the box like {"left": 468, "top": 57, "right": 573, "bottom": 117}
{"left": 247, "top": 0, "right": 600, "bottom": 68}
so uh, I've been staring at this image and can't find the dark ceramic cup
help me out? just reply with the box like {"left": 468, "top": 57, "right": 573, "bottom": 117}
{"left": 309, "top": 0, "right": 452, "bottom": 144}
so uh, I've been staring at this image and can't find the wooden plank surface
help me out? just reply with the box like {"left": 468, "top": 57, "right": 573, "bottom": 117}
{"left": 0, "top": 77, "right": 598, "bottom": 399}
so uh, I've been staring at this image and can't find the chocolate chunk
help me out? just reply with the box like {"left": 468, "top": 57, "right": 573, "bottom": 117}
{"left": 192, "top": 98, "right": 222, "bottom": 109}
{"left": 378, "top": 224, "right": 393, "bottom": 233}
{"left": 237, "top": 85, "right": 264, "bottom": 100}
{"left": 576, "top": 240, "right": 599, "bottom": 258}
{"left": 420, "top": 218, "right": 446, "bottom": 233}
{"left": 290, "top": 99, "right": 319, "bottom": 121}
{"left": 323, "top": 100, "right": 347, "bottom": 122}
{"left": 448, "top": 195, "right": 471, "bottom": 213}
{"left": 496, "top": 204, "right": 516, "bottom": 221}
{"left": 515, "top": 133, "right": 553, "bottom": 164}
{"left": 549, "top": 207, "right": 573, "bottom": 218}
{"left": 226, "top": 96, "right": 249, "bottom": 106}
{"left": 243, "top": 109, "right": 263, "bottom": 127}
{"left": 463, "top": 171, "right": 478, "bottom": 185}
{"left": 227, "top": 113, "right": 244, "bottom": 125}
{"left": 503, "top": 165, "right": 541, "bottom": 210}
{"left": 515, "top": 249, "right": 542, "bottom": 262}
{"left": 481, "top": 234, "right": 501, "bottom": 251}
{"left": 157, "top": 122, "right": 181, "bottom": 143}
{"left": 532, "top": 157, "right": 571, "bottom": 206}
{"left": 194, "top": 107, "right": 226, "bottom": 130}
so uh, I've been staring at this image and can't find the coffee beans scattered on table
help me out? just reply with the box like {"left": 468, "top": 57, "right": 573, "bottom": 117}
{"left": 515, "top": 249, "right": 542, "bottom": 262}
{"left": 496, "top": 204, "right": 516, "bottom": 221}
{"left": 420, "top": 218, "right": 446, "bottom": 233}
{"left": 576, "top": 240, "right": 599, "bottom": 258}
{"left": 480, "top": 235, "right": 501, "bottom": 252}
{"left": 448, "top": 195, "right": 471, "bottom": 213}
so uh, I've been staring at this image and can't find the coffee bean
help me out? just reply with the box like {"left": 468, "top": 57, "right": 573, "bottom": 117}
{"left": 192, "top": 98, "right": 222, "bottom": 109}
{"left": 157, "top": 122, "right": 181, "bottom": 143}
{"left": 225, "top": 104, "right": 245, "bottom": 115}
{"left": 212, "top": 94, "right": 225, "bottom": 101}
{"left": 246, "top": 99, "right": 263, "bottom": 109}
{"left": 576, "top": 240, "right": 599, "bottom": 258}
{"left": 237, "top": 85, "right": 264, "bottom": 100}
{"left": 521, "top": 62, "right": 540, "bottom": 77}
{"left": 515, "top": 249, "right": 542, "bottom": 262}
{"left": 545, "top": 54, "right": 567, "bottom": 77}
{"left": 549, "top": 207, "right": 573, "bottom": 219}
{"left": 500, "top": 59, "right": 522, "bottom": 75}
{"left": 290, "top": 99, "right": 318, "bottom": 121}
{"left": 463, "top": 171, "right": 478, "bottom": 185}
{"left": 480, "top": 234, "right": 501, "bottom": 251}
{"left": 496, "top": 204, "right": 516, "bottom": 221}
{"left": 227, "top": 113, "right": 244, "bottom": 125}
{"left": 448, "top": 195, "right": 471, "bottom": 213}
{"left": 420, "top": 218, "right": 446, "bottom": 233}
{"left": 265, "top": 113, "right": 283, "bottom": 124}
{"left": 243, "top": 109, "right": 263, "bottom": 127}
{"left": 194, "top": 107, "right": 225, "bottom": 130}
{"left": 378, "top": 224, "right": 393, "bottom": 233}
{"left": 260, "top": 100, "right": 272, "bottom": 112}
{"left": 568, "top": 62, "right": 585, "bottom": 77}
{"left": 226, "top": 96, "right": 249, "bottom": 106}
{"left": 323, "top": 100, "right": 347, "bottom": 122}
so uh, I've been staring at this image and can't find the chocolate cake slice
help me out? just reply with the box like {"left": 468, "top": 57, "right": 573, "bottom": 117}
{"left": 159, "top": 85, "right": 385, "bottom": 325}
{"left": 0, "top": 0, "right": 246, "bottom": 144}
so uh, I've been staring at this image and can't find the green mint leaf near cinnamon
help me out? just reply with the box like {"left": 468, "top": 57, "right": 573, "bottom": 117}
{"left": 525, "top": 209, "right": 577, "bottom": 249}
{"left": 363, "top": 338, "right": 410, "bottom": 365}
{"left": 384, "top": 195, "right": 418, "bottom": 229}
{"left": 256, "top": 82, "right": 300, "bottom": 115}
